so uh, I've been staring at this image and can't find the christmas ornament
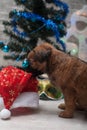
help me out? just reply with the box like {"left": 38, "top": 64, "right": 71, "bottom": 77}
{"left": 2, "top": 45, "right": 9, "bottom": 52}
{"left": 22, "top": 58, "right": 29, "bottom": 68}
{"left": 0, "top": 66, "right": 39, "bottom": 120}
{"left": 38, "top": 75, "right": 62, "bottom": 100}
{"left": 70, "top": 48, "right": 78, "bottom": 56}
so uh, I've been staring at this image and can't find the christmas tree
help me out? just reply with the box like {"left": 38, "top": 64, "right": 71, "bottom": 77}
{"left": 0, "top": 0, "right": 69, "bottom": 70}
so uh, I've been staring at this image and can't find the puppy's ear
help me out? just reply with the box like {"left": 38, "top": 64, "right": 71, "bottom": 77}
{"left": 34, "top": 49, "right": 51, "bottom": 62}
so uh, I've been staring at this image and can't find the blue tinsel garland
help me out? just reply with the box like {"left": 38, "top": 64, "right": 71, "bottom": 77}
{"left": 53, "top": 0, "right": 69, "bottom": 20}
{"left": 11, "top": 0, "right": 69, "bottom": 51}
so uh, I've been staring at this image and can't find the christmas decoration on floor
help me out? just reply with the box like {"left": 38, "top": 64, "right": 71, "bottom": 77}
{"left": 0, "top": 66, "right": 39, "bottom": 120}
{"left": 38, "top": 74, "right": 63, "bottom": 100}
{"left": 0, "top": 0, "right": 69, "bottom": 69}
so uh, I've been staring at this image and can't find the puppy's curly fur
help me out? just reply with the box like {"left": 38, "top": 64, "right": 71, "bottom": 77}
{"left": 28, "top": 43, "right": 87, "bottom": 118}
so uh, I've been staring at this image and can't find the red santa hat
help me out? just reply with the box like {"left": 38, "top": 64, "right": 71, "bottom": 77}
{"left": 0, "top": 66, "right": 39, "bottom": 119}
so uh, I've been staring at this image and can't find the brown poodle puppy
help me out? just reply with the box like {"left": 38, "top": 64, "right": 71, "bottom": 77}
{"left": 27, "top": 43, "right": 87, "bottom": 118}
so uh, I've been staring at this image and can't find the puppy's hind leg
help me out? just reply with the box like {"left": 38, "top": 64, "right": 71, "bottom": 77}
{"left": 59, "top": 88, "right": 76, "bottom": 118}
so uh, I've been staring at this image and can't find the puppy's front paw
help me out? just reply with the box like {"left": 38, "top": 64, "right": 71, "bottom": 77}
{"left": 58, "top": 103, "right": 65, "bottom": 110}
{"left": 59, "top": 111, "right": 73, "bottom": 118}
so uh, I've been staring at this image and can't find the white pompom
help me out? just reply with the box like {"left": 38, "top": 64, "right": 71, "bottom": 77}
{"left": 0, "top": 109, "right": 11, "bottom": 120}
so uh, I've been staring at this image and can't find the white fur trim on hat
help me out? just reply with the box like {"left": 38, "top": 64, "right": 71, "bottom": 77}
{"left": 11, "top": 92, "right": 39, "bottom": 109}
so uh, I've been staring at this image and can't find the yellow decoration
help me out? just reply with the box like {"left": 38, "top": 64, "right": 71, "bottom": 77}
{"left": 38, "top": 77, "right": 63, "bottom": 100}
